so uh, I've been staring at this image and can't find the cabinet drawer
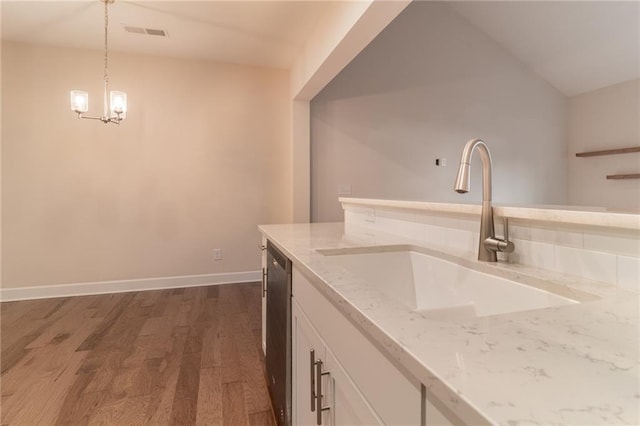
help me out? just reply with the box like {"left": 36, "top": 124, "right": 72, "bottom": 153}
{"left": 293, "top": 267, "right": 422, "bottom": 425}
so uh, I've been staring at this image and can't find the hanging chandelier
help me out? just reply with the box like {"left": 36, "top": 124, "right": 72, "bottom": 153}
{"left": 70, "top": 0, "right": 127, "bottom": 124}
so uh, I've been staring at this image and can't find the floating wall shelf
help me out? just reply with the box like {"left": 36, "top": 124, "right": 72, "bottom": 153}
{"left": 575, "top": 146, "right": 640, "bottom": 157}
{"left": 575, "top": 146, "right": 640, "bottom": 181}
{"left": 606, "top": 173, "right": 640, "bottom": 180}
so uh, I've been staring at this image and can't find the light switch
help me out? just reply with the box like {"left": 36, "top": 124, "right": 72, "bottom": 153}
{"left": 338, "top": 184, "right": 352, "bottom": 196}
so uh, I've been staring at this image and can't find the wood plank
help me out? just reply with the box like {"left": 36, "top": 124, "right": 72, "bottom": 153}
{"left": 145, "top": 294, "right": 182, "bottom": 358}
{"left": 53, "top": 370, "right": 105, "bottom": 425}
{"left": 220, "top": 291, "right": 242, "bottom": 384}
{"left": 76, "top": 293, "right": 136, "bottom": 351}
{"left": 1, "top": 333, "right": 36, "bottom": 374}
{"left": 199, "top": 294, "right": 221, "bottom": 369}
{"left": 87, "top": 394, "right": 152, "bottom": 426}
{"left": 1, "top": 316, "right": 101, "bottom": 397}
{"left": 201, "top": 325, "right": 221, "bottom": 368}
{"left": 23, "top": 351, "right": 89, "bottom": 425}
{"left": 2, "top": 297, "right": 85, "bottom": 354}
{"left": 1, "top": 299, "right": 64, "bottom": 328}
{"left": 1, "top": 350, "right": 87, "bottom": 424}
{"left": 143, "top": 332, "right": 187, "bottom": 424}
{"left": 243, "top": 282, "right": 263, "bottom": 332}
{"left": 149, "top": 289, "right": 172, "bottom": 317}
{"left": 219, "top": 284, "right": 247, "bottom": 314}
{"left": 90, "top": 293, "right": 127, "bottom": 319}
{"left": 606, "top": 173, "right": 640, "bottom": 180}
{"left": 138, "top": 317, "right": 164, "bottom": 337}
{"left": 26, "top": 297, "right": 98, "bottom": 349}
{"left": 249, "top": 410, "right": 276, "bottom": 426}
{"left": 576, "top": 146, "right": 640, "bottom": 157}
{"left": 169, "top": 351, "right": 201, "bottom": 425}
{"left": 195, "top": 367, "right": 223, "bottom": 426}
{"left": 222, "top": 381, "right": 249, "bottom": 426}
{"left": 235, "top": 312, "right": 271, "bottom": 414}
{"left": 207, "top": 286, "right": 219, "bottom": 298}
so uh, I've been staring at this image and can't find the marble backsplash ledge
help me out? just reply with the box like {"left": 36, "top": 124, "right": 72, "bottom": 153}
{"left": 341, "top": 198, "right": 640, "bottom": 292}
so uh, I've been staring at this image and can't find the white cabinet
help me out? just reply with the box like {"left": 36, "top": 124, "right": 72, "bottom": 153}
{"left": 261, "top": 236, "right": 267, "bottom": 354}
{"left": 292, "top": 266, "right": 423, "bottom": 426}
{"left": 293, "top": 301, "right": 328, "bottom": 426}
{"left": 324, "top": 342, "right": 383, "bottom": 425}
{"left": 293, "top": 301, "right": 382, "bottom": 426}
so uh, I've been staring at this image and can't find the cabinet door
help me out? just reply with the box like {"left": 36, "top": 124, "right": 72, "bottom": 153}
{"left": 324, "top": 348, "right": 383, "bottom": 426}
{"left": 292, "top": 302, "right": 327, "bottom": 426}
{"left": 294, "top": 301, "right": 383, "bottom": 426}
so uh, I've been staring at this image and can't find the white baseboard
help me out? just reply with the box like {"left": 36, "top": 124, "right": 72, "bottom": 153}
{"left": 0, "top": 271, "right": 261, "bottom": 302}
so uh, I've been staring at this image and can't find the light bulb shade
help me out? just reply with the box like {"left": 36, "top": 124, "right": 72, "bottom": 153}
{"left": 110, "top": 91, "right": 127, "bottom": 117}
{"left": 70, "top": 90, "right": 89, "bottom": 113}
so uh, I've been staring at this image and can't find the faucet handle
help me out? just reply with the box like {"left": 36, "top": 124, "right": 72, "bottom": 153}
{"left": 485, "top": 218, "right": 515, "bottom": 254}
{"left": 484, "top": 237, "right": 515, "bottom": 253}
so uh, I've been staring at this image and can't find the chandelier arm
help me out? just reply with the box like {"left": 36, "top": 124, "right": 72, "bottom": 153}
{"left": 76, "top": 114, "right": 105, "bottom": 121}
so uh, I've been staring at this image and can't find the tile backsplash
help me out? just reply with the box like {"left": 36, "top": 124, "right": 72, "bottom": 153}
{"left": 343, "top": 204, "right": 640, "bottom": 292}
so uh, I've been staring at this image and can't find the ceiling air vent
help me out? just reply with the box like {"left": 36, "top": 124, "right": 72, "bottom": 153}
{"left": 123, "top": 25, "right": 168, "bottom": 37}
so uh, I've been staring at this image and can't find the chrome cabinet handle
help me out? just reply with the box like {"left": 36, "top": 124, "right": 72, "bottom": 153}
{"left": 310, "top": 349, "right": 316, "bottom": 412}
{"left": 315, "top": 359, "right": 330, "bottom": 425}
{"left": 316, "top": 359, "right": 323, "bottom": 425}
{"left": 261, "top": 268, "right": 267, "bottom": 298}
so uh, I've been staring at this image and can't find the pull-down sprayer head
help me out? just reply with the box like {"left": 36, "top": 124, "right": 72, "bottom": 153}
{"left": 453, "top": 138, "right": 492, "bottom": 201}
{"left": 454, "top": 163, "right": 471, "bottom": 194}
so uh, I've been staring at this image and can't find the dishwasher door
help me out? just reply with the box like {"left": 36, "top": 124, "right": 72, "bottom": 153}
{"left": 265, "top": 242, "right": 292, "bottom": 426}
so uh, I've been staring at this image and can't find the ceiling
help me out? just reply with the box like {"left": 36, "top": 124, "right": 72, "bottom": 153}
{"left": 2, "top": 1, "right": 638, "bottom": 96}
{"left": 450, "top": 1, "right": 640, "bottom": 96}
{"left": 0, "top": 1, "right": 333, "bottom": 69}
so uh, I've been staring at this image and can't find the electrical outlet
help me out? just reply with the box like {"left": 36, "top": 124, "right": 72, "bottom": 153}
{"left": 213, "top": 248, "right": 222, "bottom": 261}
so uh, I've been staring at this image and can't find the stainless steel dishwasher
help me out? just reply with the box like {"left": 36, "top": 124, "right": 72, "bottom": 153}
{"left": 265, "top": 241, "right": 292, "bottom": 426}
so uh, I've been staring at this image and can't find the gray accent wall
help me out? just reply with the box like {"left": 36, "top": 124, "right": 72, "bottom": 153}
{"left": 310, "top": 1, "right": 567, "bottom": 222}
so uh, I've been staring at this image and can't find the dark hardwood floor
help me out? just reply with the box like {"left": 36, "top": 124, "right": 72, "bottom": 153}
{"left": 0, "top": 282, "right": 274, "bottom": 425}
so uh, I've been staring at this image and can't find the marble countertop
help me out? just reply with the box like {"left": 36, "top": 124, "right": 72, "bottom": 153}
{"left": 340, "top": 197, "right": 640, "bottom": 230}
{"left": 259, "top": 222, "right": 640, "bottom": 425}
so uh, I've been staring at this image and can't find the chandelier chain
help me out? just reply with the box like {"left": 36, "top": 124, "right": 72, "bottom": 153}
{"left": 104, "top": 0, "right": 109, "bottom": 93}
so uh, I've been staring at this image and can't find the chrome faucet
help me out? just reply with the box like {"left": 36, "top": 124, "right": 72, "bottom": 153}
{"left": 454, "top": 138, "right": 514, "bottom": 262}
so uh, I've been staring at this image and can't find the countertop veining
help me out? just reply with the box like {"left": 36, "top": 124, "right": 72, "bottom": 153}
{"left": 259, "top": 222, "right": 640, "bottom": 425}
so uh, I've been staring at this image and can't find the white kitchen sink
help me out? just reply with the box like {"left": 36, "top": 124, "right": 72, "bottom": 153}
{"left": 319, "top": 247, "right": 578, "bottom": 320}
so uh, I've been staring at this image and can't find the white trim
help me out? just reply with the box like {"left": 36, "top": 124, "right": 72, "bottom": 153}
{"left": 0, "top": 271, "right": 261, "bottom": 302}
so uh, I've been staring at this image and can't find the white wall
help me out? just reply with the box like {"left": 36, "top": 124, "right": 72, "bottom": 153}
{"left": 1, "top": 41, "right": 291, "bottom": 289}
{"left": 310, "top": 1, "right": 568, "bottom": 222}
{"left": 289, "top": 0, "right": 410, "bottom": 222}
{"left": 568, "top": 79, "right": 640, "bottom": 210}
